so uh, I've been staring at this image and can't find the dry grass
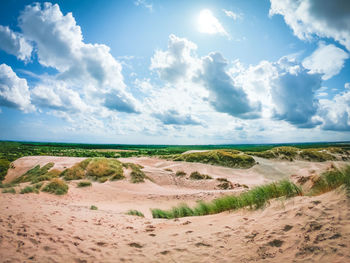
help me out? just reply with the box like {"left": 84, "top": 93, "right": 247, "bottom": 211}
{"left": 42, "top": 178, "right": 69, "bottom": 195}
{"left": 174, "top": 150, "right": 256, "bottom": 168}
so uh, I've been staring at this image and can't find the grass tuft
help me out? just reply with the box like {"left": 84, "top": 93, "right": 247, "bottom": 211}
{"left": 151, "top": 180, "right": 302, "bottom": 219}
{"left": 124, "top": 163, "right": 147, "bottom": 183}
{"left": 2, "top": 187, "right": 16, "bottom": 194}
{"left": 42, "top": 178, "right": 68, "bottom": 195}
{"left": 90, "top": 205, "right": 98, "bottom": 210}
{"left": 189, "top": 171, "right": 212, "bottom": 180}
{"left": 77, "top": 181, "right": 92, "bottom": 187}
{"left": 175, "top": 171, "right": 186, "bottom": 177}
{"left": 13, "top": 162, "right": 54, "bottom": 184}
{"left": 126, "top": 210, "right": 145, "bottom": 217}
{"left": 20, "top": 185, "right": 36, "bottom": 194}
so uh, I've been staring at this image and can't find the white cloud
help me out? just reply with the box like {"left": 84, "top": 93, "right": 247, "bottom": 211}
{"left": 303, "top": 42, "right": 349, "bottom": 80}
{"left": 231, "top": 57, "right": 323, "bottom": 128}
{"left": 197, "top": 9, "right": 228, "bottom": 37}
{"left": 199, "top": 52, "right": 261, "bottom": 119}
{"left": 269, "top": 0, "right": 350, "bottom": 51}
{"left": 18, "top": 2, "right": 138, "bottom": 114}
{"left": 0, "top": 25, "right": 32, "bottom": 61}
{"left": 269, "top": 57, "right": 322, "bottom": 128}
{"left": 31, "top": 80, "right": 88, "bottom": 113}
{"left": 134, "top": 0, "right": 153, "bottom": 12}
{"left": 150, "top": 34, "right": 199, "bottom": 82}
{"left": 0, "top": 64, "right": 34, "bottom": 112}
{"left": 223, "top": 9, "right": 242, "bottom": 20}
{"left": 319, "top": 84, "right": 350, "bottom": 131}
{"left": 153, "top": 109, "right": 201, "bottom": 126}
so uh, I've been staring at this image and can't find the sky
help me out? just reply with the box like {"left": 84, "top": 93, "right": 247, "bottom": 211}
{"left": 0, "top": 0, "right": 349, "bottom": 144}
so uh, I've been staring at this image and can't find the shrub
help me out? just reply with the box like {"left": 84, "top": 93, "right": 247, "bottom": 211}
{"left": 175, "top": 171, "right": 186, "bottom": 177}
{"left": 174, "top": 150, "right": 255, "bottom": 169}
{"left": 151, "top": 180, "right": 302, "bottom": 219}
{"left": 189, "top": 171, "right": 212, "bottom": 180}
{"left": 90, "top": 205, "right": 98, "bottom": 210}
{"left": 126, "top": 210, "right": 144, "bottom": 217}
{"left": 2, "top": 187, "right": 16, "bottom": 194}
{"left": 42, "top": 178, "right": 68, "bottom": 195}
{"left": 77, "top": 181, "right": 92, "bottom": 187}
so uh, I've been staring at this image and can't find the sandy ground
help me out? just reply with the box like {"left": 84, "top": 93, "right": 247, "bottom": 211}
{"left": 1, "top": 156, "right": 350, "bottom": 262}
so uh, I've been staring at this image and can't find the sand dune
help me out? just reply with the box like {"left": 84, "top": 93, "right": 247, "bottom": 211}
{"left": 1, "top": 156, "right": 349, "bottom": 262}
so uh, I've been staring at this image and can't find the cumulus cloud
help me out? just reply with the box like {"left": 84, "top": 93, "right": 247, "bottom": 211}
{"left": 303, "top": 42, "right": 349, "bottom": 80}
{"left": 0, "top": 64, "right": 34, "bottom": 112}
{"left": 231, "top": 57, "right": 323, "bottom": 127}
{"left": 17, "top": 2, "right": 137, "bottom": 114}
{"left": 319, "top": 83, "right": 350, "bottom": 131}
{"left": 31, "top": 80, "right": 88, "bottom": 113}
{"left": 269, "top": 57, "right": 322, "bottom": 128}
{"left": 150, "top": 34, "right": 199, "bottom": 82}
{"left": 153, "top": 109, "right": 201, "bottom": 125}
{"left": 269, "top": 0, "right": 350, "bottom": 51}
{"left": 200, "top": 52, "right": 261, "bottom": 119}
{"left": 0, "top": 25, "right": 32, "bottom": 61}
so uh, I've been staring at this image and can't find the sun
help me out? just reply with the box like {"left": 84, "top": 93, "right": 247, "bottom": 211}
{"left": 197, "top": 9, "right": 227, "bottom": 35}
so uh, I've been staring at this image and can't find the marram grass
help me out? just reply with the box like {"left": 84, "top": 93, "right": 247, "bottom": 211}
{"left": 151, "top": 180, "right": 302, "bottom": 219}
{"left": 152, "top": 165, "right": 350, "bottom": 219}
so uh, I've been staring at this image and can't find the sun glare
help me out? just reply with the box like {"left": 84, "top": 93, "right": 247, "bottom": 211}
{"left": 197, "top": 9, "right": 227, "bottom": 36}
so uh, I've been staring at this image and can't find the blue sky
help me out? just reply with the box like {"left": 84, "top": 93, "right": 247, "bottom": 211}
{"left": 0, "top": 0, "right": 349, "bottom": 144}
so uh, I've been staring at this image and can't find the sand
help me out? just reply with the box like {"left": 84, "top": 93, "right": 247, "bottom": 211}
{"left": 1, "top": 156, "right": 349, "bottom": 262}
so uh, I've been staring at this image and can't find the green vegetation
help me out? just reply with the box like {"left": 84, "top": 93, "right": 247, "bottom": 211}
{"left": 0, "top": 159, "right": 10, "bottom": 182}
{"left": 123, "top": 163, "right": 147, "bottom": 183}
{"left": 42, "top": 178, "right": 69, "bottom": 195}
{"left": 2, "top": 187, "right": 16, "bottom": 194}
{"left": 248, "top": 146, "right": 340, "bottom": 162}
{"left": 20, "top": 185, "right": 36, "bottom": 194}
{"left": 126, "top": 210, "right": 145, "bottom": 217}
{"left": 310, "top": 166, "right": 350, "bottom": 195}
{"left": 13, "top": 163, "right": 54, "bottom": 184}
{"left": 299, "top": 149, "right": 336, "bottom": 162}
{"left": 151, "top": 180, "right": 302, "bottom": 219}
{"left": 175, "top": 170, "right": 186, "bottom": 177}
{"left": 61, "top": 158, "right": 126, "bottom": 182}
{"left": 152, "top": 165, "right": 350, "bottom": 219}
{"left": 86, "top": 158, "right": 124, "bottom": 181}
{"left": 189, "top": 171, "right": 212, "bottom": 180}
{"left": 0, "top": 141, "right": 349, "bottom": 183}
{"left": 77, "top": 181, "right": 92, "bottom": 187}
{"left": 174, "top": 150, "right": 256, "bottom": 169}
{"left": 90, "top": 205, "right": 98, "bottom": 210}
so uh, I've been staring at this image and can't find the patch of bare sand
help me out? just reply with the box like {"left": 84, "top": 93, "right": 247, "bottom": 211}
{"left": 1, "top": 156, "right": 349, "bottom": 262}
{"left": 0, "top": 183, "right": 349, "bottom": 262}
